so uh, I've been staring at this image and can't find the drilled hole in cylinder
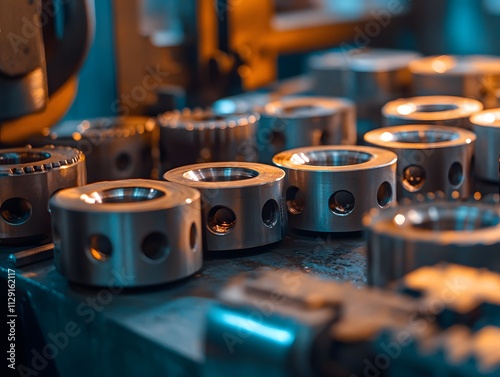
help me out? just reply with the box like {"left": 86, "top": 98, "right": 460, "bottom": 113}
{"left": 319, "top": 130, "right": 330, "bottom": 145}
{"left": 142, "top": 232, "right": 169, "bottom": 261}
{"left": 88, "top": 234, "right": 112, "bottom": 262}
{"left": 271, "top": 131, "right": 286, "bottom": 150}
{"left": 329, "top": 190, "right": 355, "bottom": 216}
{"left": 189, "top": 223, "right": 198, "bottom": 250}
{"left": 377, "top": 182, "right": 393, "bottom": 208}
{"left": 207, "top": 206, "right": 237, "bottom": 234}
{"left": 290, "top": 150, "right": 372, "bottom": 166}
{"left": 80, "top": 187, "right": 165, "bottom": 204}
{"left": 0, "top": 151, "right": 50, "bottom": 165}
{"left": 1, "top": 198, "right": 32, "bottom": 225}
{"left": 448, "top": 162, "right": 463, "bottom": 186}
{"left": 390, "top": 130, "right": 459, "bottom": 143}
{"left": 183, "top": 167, "right": 259, "bottom": 182}
{"left": 286, "top": 186, "right": 305, "bottom": 215}
{"left": 115, "top": 153, "right": 132, "bottom": 171}
{"left": 262, "top": 199, "right": 279, "bottom": 228}
{"left": 402, "top": 165, "right": 426, "bottom": 192}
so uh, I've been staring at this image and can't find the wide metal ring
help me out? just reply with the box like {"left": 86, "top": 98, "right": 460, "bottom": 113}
{"left": 382, "top": 96, "right": 483, "bottom": 129}
{"left": 164, "top": 162, "right": 285, "bottom": 251}
{"left": 273, "top": 146, "right": 397, "bottom": 232}
{"left": 0, "top": 146, "right": 86, "bottom": 244}
{"left": 33, "top": 117, "right": 158, "bottom": 183}
{"left": 159, "top": 109, "right": 259, "bottom": 171}
{"left": 364, "top": 201, "right": 500, "bottom": 287}
{"left": 49, "top": 179, "right": 203, "bottom": 287}
{"left": 258, "top": 96, "right": 357, "bottom": 163}
{"left": 364, "top": 125, "right": 476, "bottom": 200}
{"left": 470, "top": 109, "right": 500, "bottom": 182}
{"left": 409, "top": 55, "right": 500, "bottom": 108}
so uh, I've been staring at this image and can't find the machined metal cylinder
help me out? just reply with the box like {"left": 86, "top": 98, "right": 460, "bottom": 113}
{"left": 273, "top": 146, "right": 397, "bottom": 232}
{"left": 409, "top": 55, "right": 500, "bottom": 108}
{"left": 32, "top": 117, "right": 158, "bottom": 183}
{"left": 49, "top": 179, "right": 203, "bottom": 287}
{"left": 0, "top": 146, "right": 86, "bottom": 244}
{"left": 382, "top": 96, "right": 483, "bottom": 129}
{"left": 164, "top": 162, "right": 285, "bottom": 251}
{"left": 365, "top": 201, "right": 500, "bottom": 287}
{"left": 258, "top": 96, "right": 356, "bottom": 163}
{"left": 159, "top": 109, "right": 258, "bottom": 171}
{"left": 364, "top": 125, "right": 476, "bottom": 200}
{"left": 470, "top": 109, "right": 500, "bottom": 182}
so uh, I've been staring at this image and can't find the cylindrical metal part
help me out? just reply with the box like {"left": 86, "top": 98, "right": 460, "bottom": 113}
{"left": 159, "top": 109, "right": 259, "bottom": 171}
{"left": 49, "top": 179, "right": 203, "bottom": 287}
{"left": 0, "top": 146, "right": 86, "bottom": 243}
{"left": 258, "top": 96, "right": 356, "bottom": 164}
{"left": 164, "top": 162, "right": 285, "bottom": 251}
{"left": 365, "top": 201, "right": 500, "bottom": 287}
{"left": 470, "top": 109, "right": 500, "bottom": 183}
{"left": 273, "top": 146, "right": 397, "bottom": 232}
{"left": 382, "top": 96, "right": 483, "bottom": 129}
{"left": 31, "top": 117, "right": 158, "bottom": 183}
{"left": 308, "top": 48, "right": 420, "bottom": 125}
{"left": 409, "top": 55, "right": 500, "bottom": 108}
{"left": 364, "top": 125, "right": 476, "bottom": 200}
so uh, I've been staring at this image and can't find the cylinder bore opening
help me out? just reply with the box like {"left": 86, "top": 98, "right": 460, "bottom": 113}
{"left": 0, "top": 152, "right": 51, "bottom": 165}
{"left": 0, "top": 198, "right": 33, "bottom": 225}
{"left": 183, "top": 167, "right": 259, "bottom": 182}
{"left": 282, "top": 104, "right": 324, "bottom": 115}
{"left": 402, "top": 165, "right": 426, "bottom": 192}
{"left": 377, "top": 182, "right": 393, "bottom": 208}
{"left": 390, "top": 130, "right": 459, "bottom": 144}
{"left": 290, "top": 150, "right": 373, "bottom": 166}
{"left": 286, "top": 186, "right": 305, "bottom": 215}
{"left": 88, "top": 234, "right": 113, "bottom": 262}
{"left": 410, "top": 207, "right": 500, "bottom": 231}
{"left": 115, "top": 153, "right": 132, "bottom": 172}
{"left": 191, "top": 113, "right": 225, "bottom": 122}
{"left": 329, "top": 190, "right": 355, "bottom": 216}
{"left": 416, "top": 104, "right": 459, "bottom": 112}
{"left": 142, "top": 232, "right": 170, "bottom": 261}
{"left": 262, "top": 199, "right": 279, "bottom": 228}
{"left": 207, "top": 206, "right": 237, "bottom": 234}
{"left": 80, "top": 187, "right": 165, "bottom": 204}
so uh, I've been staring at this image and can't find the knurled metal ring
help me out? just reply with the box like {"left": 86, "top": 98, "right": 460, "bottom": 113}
{"left": 0, "top": 145, "right": 86, "bottom": 243}
{"left": 49, "top": 179, "right": 202, "bottom": 287}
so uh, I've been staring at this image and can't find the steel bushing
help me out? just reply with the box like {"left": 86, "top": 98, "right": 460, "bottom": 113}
{"left": 0, "top": 146, "right": 86, "bottom": 244}
{"left": 159, "top": 109, "right": 258, "bottom": 171}
{"left": 382, "top": 96, "right": 483, "bottom": 129}
{"left": 49, "top": 179, "right": 202, "bottom": 287}
{"left": 273, "top": 146, "right": 397, "bottom": 232}
{"left": 364, "top": 125, "right": 476, "bottom": 200}
{"left": 470, "top": 109, "right": 500, "bottom": 182}
{"left": 258, "top": 96, "right": 356, "bottom": 163}
{"left": 34, "top": 117, "right": 158, "bottom": 183}
{"left": 164, "top": 162, "right": 285, "bottom": 251}
{"left": 365, "top": 201, "right": 500, "bottom": 287}
{"left": 409, "top": 55, "right": 500, "bottom": 108}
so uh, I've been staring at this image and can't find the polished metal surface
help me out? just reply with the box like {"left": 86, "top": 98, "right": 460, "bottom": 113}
{"left": 159, "top": 109, "right": 259, "bottom": 171}
{"left": 382, "top": 95, "right": 483, "bottom": 129}
{"left": 470, "top": 109, "right": 500, "bottom": 182}
{"left": 308, "top": 48, "right": 420, "bottom": 123}
{"left": 410, "top": 55, "right": 500, "bottom": 108}
{"left": 273, "top": 146, "right": 397, "bottom": 232}
{"left": 0, "top": 146, "right": 86, "bottom": 243}
{"left": 365, "top": 201, "right": 500, "bottom": 287}
{"left": 33, "top": 117, "right": 158, "bottom": 183}
{"left": 258, "top": 96, "right": 356, "bottom": 163}
{"left": 49, "top": 179, "right": 202, "bottom": 287}
{"left": 164, "top": 162, "right": 285, "bottom": 251}
{"left": 364, "top": 125, "right": 476, "bottom": 200}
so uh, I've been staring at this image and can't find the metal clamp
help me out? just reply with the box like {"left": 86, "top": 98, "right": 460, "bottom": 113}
{"left": 0, "top": 146, "right": 86, "bottom": 244}
{"left": 258, "top": 96, "right": 357, "bottom": 163}
{"left": 164, "top": 162, "right": 285, "bottom": 251}
{"left": 470, "top": 109, "right": 500, "bottom": 183}
{"left": 364, "top": 125, "right": 476, "bottom": 200}
{"left": 273, "top": 146, "right": 397, "bottom": 232}
{"left": 382, "top": 95, "right": 483, "bottom": 129}
{"left": 365, "top": 201, "right": 500, "bottom": 287}
{"left": 49, "top": 179, "right": 202, "bottom": 287}
{"left": 159, "top": 109, "right": 259, "bottom": 171}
